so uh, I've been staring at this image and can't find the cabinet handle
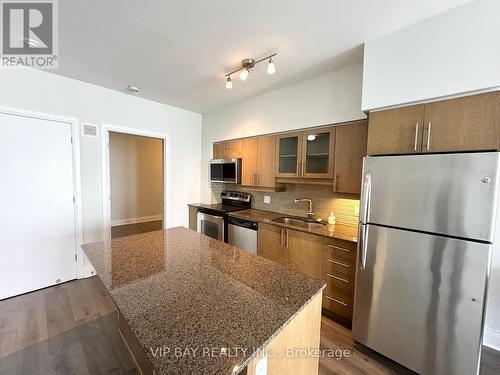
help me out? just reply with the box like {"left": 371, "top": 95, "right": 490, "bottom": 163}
{"left": 326, "top": 295, "right": 348, "bottom": 307}
{"left": 280, "top": 229, "right": 283, "bottom": 246}
{"left": 326, "top": 273, "right": 350, "bottom": 284}
{"left": 327, "top": 244, "right": 351, "bottom": 253}
{"left": 414, "top": 122, "right": 419, "bottom": 151}
{"left": 327, "top": 259, "right": 350, "bottom": 268}
{"left": 426, "top": 121, "right": 432, "bottom": 151}
{"left": 285, "top": 229, "right": 289, "bottom": 248}
{"left": 301, "top": 161, "right": 305, "bottom": 177}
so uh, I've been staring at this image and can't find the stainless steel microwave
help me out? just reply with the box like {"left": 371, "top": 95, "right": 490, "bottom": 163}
{"left": 210, "top": 158, "right": 241, "bottom": 183}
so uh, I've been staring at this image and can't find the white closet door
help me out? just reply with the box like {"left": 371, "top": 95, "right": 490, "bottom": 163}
{"left": 0, "top": 112, "right": 77, "bottom": 299}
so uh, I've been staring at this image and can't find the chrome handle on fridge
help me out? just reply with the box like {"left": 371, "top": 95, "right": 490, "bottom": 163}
{"left": 358, "top": 224, "right": 369, "bottom": 270}
{"left": 360, "top": 173, "right": 372, "bottom": 224}
{"left": 414, "top": 122, "right": 419, "bottom": 151}
{"left": 426, "top": 121, "right": 432, "bottom": 151}
{"left": 358, "top": 172, "right": 371, "bottom": 270}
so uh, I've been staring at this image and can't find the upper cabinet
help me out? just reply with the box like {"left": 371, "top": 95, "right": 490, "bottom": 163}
{"left": 302, "top": 127, "right": 335, "bottom": 179}
{"left": 367, "top": 92, "right": 500, "bottom": 156}
{"left": 276, "top": 127, "right": 335, "bottom": 180}
{"left": 334, "top": 121, "right": 368, "bottom": 195}
{"left": 213, "top": 139, "right": 242, "bottom": 159}
{"left": 421, "top": 92, "right": 500, "bottom": 153}
{"left": 213, "top": 120, "right": 367, "bottom": 194}
{"left": 276, "top": 132, "right": 302, "bottom": 178}
{"left": 241, "top": 135, "right": 280, "bottom": 188}
{"left": 367, "top": 104, "right": 425, "bottom": 156}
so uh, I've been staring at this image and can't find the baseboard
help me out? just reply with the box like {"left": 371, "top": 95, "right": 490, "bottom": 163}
{"left": 111, "top": 215, "right": 163, "bottom": 227}
{"left": 484, "top": 327, "right": 500, "bottom": 352}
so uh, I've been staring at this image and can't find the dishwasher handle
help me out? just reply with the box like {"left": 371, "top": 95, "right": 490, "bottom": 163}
{"left": 227, "top": 216, "right": 258, "bottom": 230}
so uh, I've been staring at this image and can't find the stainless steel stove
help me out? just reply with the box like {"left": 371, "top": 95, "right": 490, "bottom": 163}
{"left": 196, "top": 191, "right": 251, "bottom": 242}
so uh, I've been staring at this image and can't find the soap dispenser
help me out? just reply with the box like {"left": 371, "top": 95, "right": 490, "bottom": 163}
{"left": 328, "top": 211, "right": 336, "bottom": 225}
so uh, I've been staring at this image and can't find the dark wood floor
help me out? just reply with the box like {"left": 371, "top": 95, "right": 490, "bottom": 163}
{"left": 111, "top": 220, "right": 163, "bottom": 239}
{"left": 0, "top": 277, "right": 138, "bottom": 374}
{"left": 1, "top": 277, "right": 499, "bottom": 374}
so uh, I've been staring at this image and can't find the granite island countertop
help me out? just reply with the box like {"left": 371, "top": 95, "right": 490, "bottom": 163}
{"left": 82, "top": 227, "right": 325, "bottom": 375}
{"left": 228, "top": 209, "right": 359, "bottom": 243}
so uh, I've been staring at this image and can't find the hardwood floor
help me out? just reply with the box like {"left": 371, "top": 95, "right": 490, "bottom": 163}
{"left": 111, "top": 220, "right": 163, "bottom": 239}
{"left": 1, "top": 277, "right": 499, "bottom": 374}
{"left": 0, "top": 277, "right": 138, "bottom": 374}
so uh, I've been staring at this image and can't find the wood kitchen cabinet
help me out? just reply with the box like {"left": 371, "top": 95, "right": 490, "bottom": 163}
{"left": 367, "top": 104, "right": 425, "bottom": 156}
{"left": 258, "top": 222, "right": 359, "bottom": 325}
{"left": 258, "top": 225, "right": 322, "bottom": 279}
{"left": 241, "top": 138, "right": 258, "bottom": 185}
{"left": 367, "top": 91, "right": 500, "bottom": 155}
{"left": 257, "top": 223, "right": 286, "bottom": 265}
{"left": 334, "top": 121, "right": 367, "bottom": 194}
{"left": 276, "top": 132, "right": 302, "bottom": 178}
{"left": 286, "top": 229, "right": 323, "bottom": 279}
{"left": 213, "top": 140, "right": 242, "bottom": 159}
{"left": 276, "top": 127, "right": 336, "bottom": 180}
{"left": 322, "top": 237, "right": 357, "bottom": 324}
{"left": 241, "top": 135, "right": 280, "bottom": 188}
{"left": 421, "top": 92, "right": 500, "bottom": 153}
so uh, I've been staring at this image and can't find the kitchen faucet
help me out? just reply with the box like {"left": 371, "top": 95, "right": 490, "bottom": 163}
{"left": 294, "top": 198, "right": 315, "bottom": 219}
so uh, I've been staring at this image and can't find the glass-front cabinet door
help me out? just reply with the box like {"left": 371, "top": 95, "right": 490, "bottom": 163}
{"left": 301, "top": 127, "right": 335, "bottom": 178}
{"left": 276, "top": 132, "right": 302, "bottom": 177}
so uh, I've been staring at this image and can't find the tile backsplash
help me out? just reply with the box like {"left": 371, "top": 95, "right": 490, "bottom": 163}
{"left": 211, "top": 183, "right": 360, "bottom": 227}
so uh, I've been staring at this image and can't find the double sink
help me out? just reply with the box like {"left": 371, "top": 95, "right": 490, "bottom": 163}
{"left": 272, "top": 216, "right": 326, "bottom": 230}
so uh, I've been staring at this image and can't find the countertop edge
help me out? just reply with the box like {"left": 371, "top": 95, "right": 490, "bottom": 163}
{"left": 227, "top": 209, "right": 358, "bottom": 243}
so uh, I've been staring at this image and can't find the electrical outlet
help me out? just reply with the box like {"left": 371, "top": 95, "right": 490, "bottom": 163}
{"left": 255, "top": 356, "right": 268, "bottom": 375}
{"left": 264, "top": 195, "right": 271, "bottom": 204}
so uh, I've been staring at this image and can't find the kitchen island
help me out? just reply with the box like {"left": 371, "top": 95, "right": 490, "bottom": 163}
{"left": 82, "top": 227, "right": 325, "bottom": 374}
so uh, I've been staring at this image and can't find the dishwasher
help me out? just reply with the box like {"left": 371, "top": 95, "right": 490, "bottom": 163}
{"left": 227, "top": 216, "right": 258, "bottom": 254}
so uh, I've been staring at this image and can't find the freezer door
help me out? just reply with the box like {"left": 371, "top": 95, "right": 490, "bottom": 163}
{"left": 360, "top": 152, "right": 500, "bottom": 242}
{"left": 353, "top": 225, "right": 490, "bottom": 375}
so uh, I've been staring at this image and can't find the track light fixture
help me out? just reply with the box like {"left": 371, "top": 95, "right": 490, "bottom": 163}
{"left": 225, "top": 53, "right": 277, "bottom": 89}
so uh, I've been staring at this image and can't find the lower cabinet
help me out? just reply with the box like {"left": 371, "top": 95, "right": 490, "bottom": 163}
{"left": 322, "top": 237, "right": 357, "bottom": 324}
{"left": 188, "top": 206, "right": 198, "bottom": 231}
{"left": 286, "top": 229, "right": 323, "bottom": 279}
{"left": 258, "top": 224, "right": 358, "bottom": 325}
{"left": 257, "top": 223, "right": 286, "bottom": 265}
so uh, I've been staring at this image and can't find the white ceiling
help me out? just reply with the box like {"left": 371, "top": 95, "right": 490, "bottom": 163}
{"left": 56, "top": 0, "right": 472, "bottom": 114}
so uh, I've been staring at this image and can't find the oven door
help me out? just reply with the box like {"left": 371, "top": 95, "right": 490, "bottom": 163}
{"left": 197, "top": 212, "right": 224, "bottom": 241}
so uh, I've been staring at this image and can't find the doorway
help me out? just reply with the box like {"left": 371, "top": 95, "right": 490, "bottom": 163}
{"left": 101, "top": 125, "right": 171, "bottom": 240}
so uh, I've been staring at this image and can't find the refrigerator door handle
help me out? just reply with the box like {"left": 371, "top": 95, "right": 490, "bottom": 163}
{"left": 358, "top": 224, "right": 369, "bottom": 270}
{"left": 360, "top": 173, "right": 372, "bottom": 224}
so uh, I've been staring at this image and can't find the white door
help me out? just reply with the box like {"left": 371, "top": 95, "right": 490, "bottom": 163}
{"left": 0, "top": 112, "right": 77, "bottom": 299}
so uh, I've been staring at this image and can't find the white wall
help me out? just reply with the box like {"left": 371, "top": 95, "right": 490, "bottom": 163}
{"left": 110, "top": 133, "right": 164, "bottom": 224}
{"left": 0, "top": 68, "right": 202, "bottom": 272}
{"left": 201, "top": 63, "right": 366, "bottom": 202}
{"left": 362, "top": 0, "right": 500, "bottom": 111}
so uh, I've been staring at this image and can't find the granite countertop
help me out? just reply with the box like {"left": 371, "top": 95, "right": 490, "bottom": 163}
{"left": 82, "top": 227, "right": 325, "bottom": 375}
{"left": 228, "top": 209, "right": 359, "bottom": 243}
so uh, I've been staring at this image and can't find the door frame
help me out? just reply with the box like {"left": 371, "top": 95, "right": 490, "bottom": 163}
{"left": 101, "top": 123, "right": 171, "bottom": 241}
{"left": 0, "top": 105, "right": 84, "bottom": 279}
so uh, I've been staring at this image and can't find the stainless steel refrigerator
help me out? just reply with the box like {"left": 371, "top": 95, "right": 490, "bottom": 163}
{"left": 353, "top": 152, "right": 499, "bottom": 375}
